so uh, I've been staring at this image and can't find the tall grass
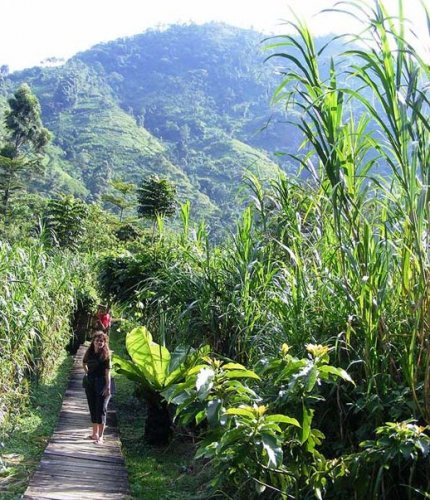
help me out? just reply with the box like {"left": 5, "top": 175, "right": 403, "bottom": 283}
{"left": 0, "top": 240, "right": 94, "bottom": 424}
{"left": 100, "top": 0, "right": 430, "bottom": 423}
{"left": 94, "top": 1, "right": 430, "bottom": 495}
{"left": 262, "top": 0, "right": 430, "bottom": 421}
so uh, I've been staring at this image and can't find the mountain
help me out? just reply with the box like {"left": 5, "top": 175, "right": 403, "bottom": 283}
{"left": 0, "top": 23, "right": 343, "bottom": 224}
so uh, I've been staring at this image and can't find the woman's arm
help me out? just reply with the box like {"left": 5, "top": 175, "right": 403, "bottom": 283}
{"left": 82, "top": 351, "right": 89, "bottom": 374}
{"left": 102, "top": 368, "right": 111, "bottom": 397}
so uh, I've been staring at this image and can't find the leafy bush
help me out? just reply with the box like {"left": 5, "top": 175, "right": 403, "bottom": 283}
{"left": 115, "top": 222, "right": 142, "bottom": 241}
{"left": 165, "top": 344, "right": 353, "bottom": 497}
{"left": 113, "top": 326, "right": 208, "bottom": 444}
{"left": 334, "top": 421, "right": 430, "bottom": 499}
{"left": 44, "top": 195, "right": 88, "bottom": 249}
{"left": 97, "top": 238, "right": 177, "bottom": 306}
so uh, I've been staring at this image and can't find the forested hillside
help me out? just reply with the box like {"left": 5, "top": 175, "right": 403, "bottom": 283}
{"left": 0, "top": 23, "right": 341, "bottom": 224}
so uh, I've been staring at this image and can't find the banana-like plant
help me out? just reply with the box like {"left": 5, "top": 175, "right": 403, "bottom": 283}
{"left": 113, "top": 326, "right": 208, "bottom": 444}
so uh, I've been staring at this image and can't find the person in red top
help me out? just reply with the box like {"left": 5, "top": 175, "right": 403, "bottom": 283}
{"left": 96, "top": 304, "right": 111, "bottom": 333}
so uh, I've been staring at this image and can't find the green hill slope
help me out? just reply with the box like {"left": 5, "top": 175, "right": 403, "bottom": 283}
{"left": 2, "top": 23, "right": 299, "bottom": 222}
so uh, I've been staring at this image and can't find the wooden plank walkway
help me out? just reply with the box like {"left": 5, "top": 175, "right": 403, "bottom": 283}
{"left": 23, "top": 345, "right": 130, "bottom": 500}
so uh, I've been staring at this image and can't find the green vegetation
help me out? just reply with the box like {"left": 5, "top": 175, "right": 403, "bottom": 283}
{"left": 0, "top": 84, "right": 51, "bottom": 222}
{"left": 45, "top": 195, "right": 89, "bottom": 249}
{"left": 97, "top": 2, "right": 430, "bottom": 497}
{"left": 2, "top": 23, "right": 296, "bottom": 225}
{"left": 137, "top": 175, "right": 177, "bottom": 224}
{"left": 0, "top": 241, "right": 95, "bottom": 423}
{"left": 110, "top": 327, "right": 213, "bottom": 499}
{"left": 113, "top": 326, "right": 204, "bottom": 444}
{"left": 0, "top": 350, "right": 73, "bottom": 499}
{"left": 3, "top": 2, "right": 430, "bottom": 498}
{"left": 102, "top": 179, "right": 136, "bottom": 222}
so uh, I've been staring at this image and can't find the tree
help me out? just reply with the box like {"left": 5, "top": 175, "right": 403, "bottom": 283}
{"left": 137, "top": 175, "right": 177, "bottom": 221}
{"left": 102, "top": 178, "right": 136, "bottom": 222}
{"left": 44, "top": 195, "right": 89, "bottom": 250}
{"left": 88, "top": 160, "right": 112, "bottom": 201}
{"left": 0, "top": 84, "right": 51, "bottom": 222}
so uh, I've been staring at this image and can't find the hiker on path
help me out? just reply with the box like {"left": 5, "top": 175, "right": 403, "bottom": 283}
{"left": 82, "top": 331, "right": 112, "bottom": 444}
{"left": 96, "top": 304, "right": 112, "bottom": 333}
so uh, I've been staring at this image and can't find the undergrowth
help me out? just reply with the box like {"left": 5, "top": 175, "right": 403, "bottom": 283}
{"left": 0, "top": 350, "right": 73, "bottom": 499}
{"left": 110, "top": 327, "right": 214, "bottom": 499}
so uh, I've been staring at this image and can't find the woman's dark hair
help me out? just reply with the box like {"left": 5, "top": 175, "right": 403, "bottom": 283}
{"left": 83, "top": 331, "right": 110, "bottom": 362}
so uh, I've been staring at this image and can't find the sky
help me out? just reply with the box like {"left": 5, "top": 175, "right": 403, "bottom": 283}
{"left": 0, "top": 0, "right": 428, "bottom": 71}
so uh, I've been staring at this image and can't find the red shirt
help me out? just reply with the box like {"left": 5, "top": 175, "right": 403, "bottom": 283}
{"left": 97, "top": 312, "right": 111, "bottom": 329}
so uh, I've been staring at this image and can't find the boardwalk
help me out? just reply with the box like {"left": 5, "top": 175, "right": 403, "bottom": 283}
{"left": 23, "top": 345, "right": 130, "bottom": 500}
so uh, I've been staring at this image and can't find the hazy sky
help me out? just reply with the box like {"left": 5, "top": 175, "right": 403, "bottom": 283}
{"left": 1, "top": 0, "right": 428, "bottom": 71}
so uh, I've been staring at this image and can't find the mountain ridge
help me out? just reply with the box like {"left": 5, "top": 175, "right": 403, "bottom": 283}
{"left": 0, "top": 22, "right": 340, "bottom": 222}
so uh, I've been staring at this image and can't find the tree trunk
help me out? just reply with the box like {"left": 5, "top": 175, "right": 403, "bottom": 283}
{"left": 144, "top": 398, "right": 172, "bottom": 445}
{"left": 2, "top": 175, "right": 11, "bottom": 224}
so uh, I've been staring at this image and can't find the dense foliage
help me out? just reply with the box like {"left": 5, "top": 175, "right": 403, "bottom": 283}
{"left": 0, "top": 84, "right": 51, "bottom": 222}
{"left": 0, "top": 242, "right": 96, "bottom": 425}
{"left": 98, "top": 2, "right": 430, "bottom": 497}
{"left": 137, "top": 175, "right": 177, "bottom": 221}
{"left": 4, "top": 1, "right": 430, "bottom": 498}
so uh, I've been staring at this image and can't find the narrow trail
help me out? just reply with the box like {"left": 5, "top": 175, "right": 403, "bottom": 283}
{"left": 23, "top": 345, "right": 130, "bottom": 500}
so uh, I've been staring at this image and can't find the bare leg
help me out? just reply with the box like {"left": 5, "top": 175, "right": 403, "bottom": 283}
{"left": 92, "top": 423, "right": 99, "bottom": 440}
{"left": 96, "top": 423, "right": 105, "bottom": 443}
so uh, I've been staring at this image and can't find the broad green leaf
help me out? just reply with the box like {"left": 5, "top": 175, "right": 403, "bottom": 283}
{"left": 187, "top": 364, "right": 209, "bottom": 376}
{"left": 301, "top": 404, "right": 314, "bottom": 444}
{"left": 261, "top": 422, "right": 283, "bottom": 434}
{"left": 319, "top": 365, "right": 355, "bottom": 385}
{"left": 225, "top": 407, "right": 255, "bottom": 418}
{"left": 195, "top": 409, "right": 206, "bottom": 425}
{"left": 277, "top": 358, "right": 308, "bottom": 382}
{"left": 126, "top": 326, "right": 170, "bottom": 388}
{"left": 225, "top": 369, "right": 260, "bottom": 380}
{"left": 162, "top": 379, "right": 194, "bottom": 402}
{"left": 112, "top": 354, "right": 147, "bottom": 383}
{"left": 112, "top": 354, "right": 156, "bottom": 392}
{"left": 306, "top": 365, "right": 318, "bottom": 392}
{"left": 207, "top": 398, "right": 222, "bottom": 426}
{"left": 195, "top": 440, "right": 219, "bottom": 460}
{"left": 170, "top": 392, "right": 192, "bottom": 406}
{"left": 266, "top": 414, "right": 301, "bottom": 427}
{"left": 223, "top": 362, "right": 247, "bottom": 370}
{"left": 166, "top": 345, "right": 210, "bottom": 386}
{"left": 261, "top": 433, "right": 283, "bottom": 467}
{"left": 169, "top": 345, "right": 191, "bottom": 372}
{"left": 218, "top": 428, "right": 245, "bottom": 451}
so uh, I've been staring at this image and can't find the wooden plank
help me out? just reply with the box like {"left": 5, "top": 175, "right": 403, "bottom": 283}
{"left": 30, "top": 475, "right": 130, "bottom": 490}
{"left": 23, "top": 345, "right": 130, "bottom": 499}
{"left": 43, "top": 450, "right": 125, "bottom": 463}
{"left": 38, "top": 464, "right": 129, "bottom": 478}
{"left": 24, "top": 490, "right": 128, "bottom": 500}
{"left": 45, "top": 444, "right": 123, "bottom": 456}
{"left": 40, "top": 457, "right": 127, "bottom": 471}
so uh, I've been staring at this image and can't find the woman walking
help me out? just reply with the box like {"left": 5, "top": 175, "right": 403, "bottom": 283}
{"left": 82, "top": 331, "right": 112, "bottom": 444}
